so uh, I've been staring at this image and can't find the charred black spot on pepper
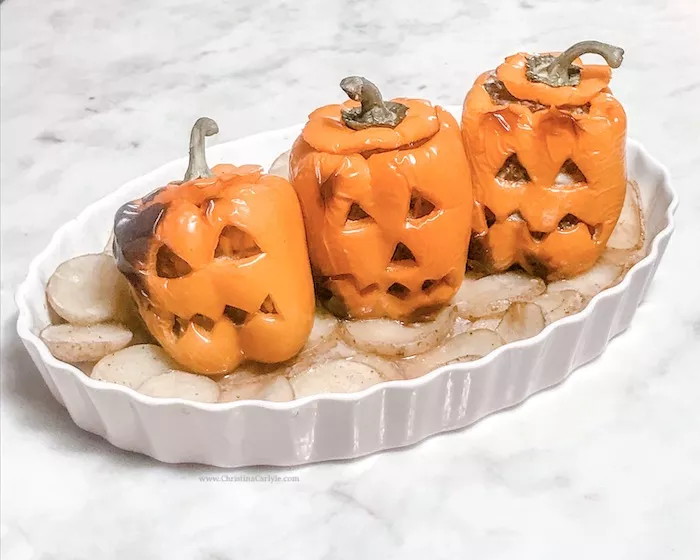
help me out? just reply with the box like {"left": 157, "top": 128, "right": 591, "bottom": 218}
{"left": 141, "top": 187, "right": 166, "bottom": 205}
{"left": 524, "top": 254, "right": 549, "bottom": 279}
{"left": 114, "top": 201, "right": 167, "bottom": 246}
{"left": 123, "top": 270, "right": 150, "bottom": 301}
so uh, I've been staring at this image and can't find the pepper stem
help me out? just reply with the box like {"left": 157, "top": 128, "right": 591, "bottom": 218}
{"left": 183, "top": 117, "right": 219, "bottom": 182}
{"left": 339, "top": 76, "right": 408, "bottom": 130}
{"left": 526, "top": 40, "right": 624, "bottom": 88}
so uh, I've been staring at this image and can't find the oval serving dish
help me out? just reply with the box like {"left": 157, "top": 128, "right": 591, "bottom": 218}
{"left": 16, "top": 106, "right": 678, "bottom": 468}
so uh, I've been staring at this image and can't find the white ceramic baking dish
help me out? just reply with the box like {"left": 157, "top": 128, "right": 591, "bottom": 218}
{"left": 15, "top": 106, "right": 678, "bottom": 468}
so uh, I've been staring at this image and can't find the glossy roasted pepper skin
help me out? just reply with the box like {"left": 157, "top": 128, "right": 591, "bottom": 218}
{"left": 462, "top": 42, "right": 627, "bottom": 280}
{"left": 113, "top": 119, "right": 315, "bottom": 375}
{"left": 290, "top": 78, "right": 473, "bottom": 321}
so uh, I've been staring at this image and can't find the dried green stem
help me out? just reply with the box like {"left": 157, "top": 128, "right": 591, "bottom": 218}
{"left": 339, "top": 76, "right": 408, "bottom": 130}
{"left": 183, "top": 117, "right": 219, "bottom": 182}
{"left": 526, "top": 40, "right": 624, "bottom": 88}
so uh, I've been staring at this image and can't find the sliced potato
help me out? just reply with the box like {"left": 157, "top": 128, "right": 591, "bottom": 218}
{"left": 470, "top": 314, "right": 505, "bottom": 332}
{"left": 454, "top": 271, "right": 546, "bottom": 319}
{"left": 533, "top": 290, "right": 585, "bottom": 324}
{"left": 219, "top": 362, "right": 279, "bottom": 386}
{"left": 268, "top": 150, "right": 291, "bottom": 180}
{"left": 547, "top": 260, "right": 623, "bottom": 299}
{"left": 40, "top": 323, "right": 133, "bottom": 363}
{"left": 219, "top": 379, "right": 266, "bottom": 402}
{"left": 47, "top": 253, "right": 132, "bottom": 325}
{"left": 451, "top": 316, "right": 473, "bottom": 336}
{"left": 290, "top": 359, "right": 385, "bottom": 398}
{"left": 46, "top": 293, "right": 66, "bottom": 326}
{"left": 138, "top": 371, "right": 220, "bottom": 403}
{"left": 218, "top": 362, "right": 281, "bottom": 402}
{"left": 91, "top": 344, "right": 180, "bottom": 389}
{"left": 283, "top": 339, "right": 357, "bottom": 379}
{"left": 349, "top": 353, "right": 403, "bottom": 381}
{"left": 601, "top": 247, "right": 644, "bottom": 270}
{"left": 402, "top": 329, "right": 504, "bottom": 379}
{"left": 339, "top": 306, "right": 455, "bottom": 358}
{"left": 301, "top": 306, "right": 339, "bottom": 353}
{"left": 259, "top": 377, "right": 294, "bottom": 402}
{"left": 496, "top": 302, "right": 546, "bottom": 343}
{"left": 607, "top": 180, "right": 644, "bottom": 251}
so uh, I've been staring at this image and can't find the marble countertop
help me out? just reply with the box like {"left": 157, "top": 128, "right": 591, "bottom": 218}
{"left": 2, "top": 0, "right": 699, "bottom": 558}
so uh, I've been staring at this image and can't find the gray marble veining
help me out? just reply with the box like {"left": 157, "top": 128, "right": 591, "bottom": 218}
{"left": 1, "top": 0, "right": 699, "bottom": 558}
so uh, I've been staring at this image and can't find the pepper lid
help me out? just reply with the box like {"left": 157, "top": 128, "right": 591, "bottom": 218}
{"left": 301, "top": 76, "right": 440, "bottom": 155}
{"left": 496, "top": 40, "right": 624, "bottom": 106}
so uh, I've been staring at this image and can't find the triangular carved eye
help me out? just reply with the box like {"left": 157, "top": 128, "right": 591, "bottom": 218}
{"left": 215, "top": 226, "right": 262, "bottom": 259}
{"left": 390, "top": 242, "right": 417, "bottom": 265}
{"left": 259, "top": 295, "right": 278, "bottom": 315}
{"left": 156, "top": 245, "right": 192, "bottom": 278}
{"left": 555, "top": 159, "right": 587, "bottom": 185}
{"left": 408, "top": 190, "right": 436, "bottom": 219}
{"left": 496, "top": 154, "right": 530, "bottom": 182}
{"left": 345, "top": 202, "right": 371, "bottom": 223}
{"left": 223, "top": 305, "right": 248, "bottom": 326}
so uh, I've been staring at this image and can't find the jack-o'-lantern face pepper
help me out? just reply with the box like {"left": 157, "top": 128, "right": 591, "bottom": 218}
{"left": 462, "top": 40, "right": 627, "bottom": 279}
{"left": 290, "top": 77, "right": 473, "bottom": 321}
{"left": 113, "top": 118, "right": 315, "bottom": 375}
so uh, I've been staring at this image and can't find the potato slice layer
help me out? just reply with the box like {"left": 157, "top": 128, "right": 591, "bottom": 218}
{"left": 40, "top": 323, "right": 133, "bottom": 363}
{"left": 47, "top": 253, "right": 132, "bottom": 325}
{"left": 92, "top": 344, "right": 180, "bottom": 389}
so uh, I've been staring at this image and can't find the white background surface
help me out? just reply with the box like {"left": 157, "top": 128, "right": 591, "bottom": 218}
{"left": 2, "top": 0, "right": 699, "bottom": 558}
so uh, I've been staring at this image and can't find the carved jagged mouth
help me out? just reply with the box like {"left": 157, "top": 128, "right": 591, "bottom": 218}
{"left": 167, "top": 296, "right": 279, "bottom": 339}
{"left": 481, "top": 204, "right": 601, "bottom": 242}
{"left": 316, "top": 270, "right": 458, "bottom": 319}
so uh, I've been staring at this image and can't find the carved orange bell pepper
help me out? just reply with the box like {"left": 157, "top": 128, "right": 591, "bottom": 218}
{"left": 290, "top": 76, "right": 473, "bottom": 321}
{"left": 113, "top": 118, "right": 315, "bottom": 375}
{"left": 462, "top": 40, "right": 627, "bottom": 279}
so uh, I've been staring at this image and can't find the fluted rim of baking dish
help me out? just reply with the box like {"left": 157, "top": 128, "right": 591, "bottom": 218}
{"left": 15, "top": 120, "right": 679, "bottom": 412}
